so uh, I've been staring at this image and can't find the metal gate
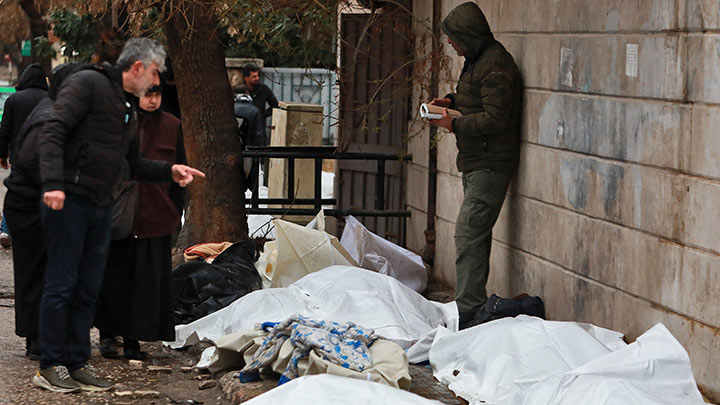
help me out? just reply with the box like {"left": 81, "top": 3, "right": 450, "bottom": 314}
{"left": 338, "top": 1, "right": 413, "bottom": 245}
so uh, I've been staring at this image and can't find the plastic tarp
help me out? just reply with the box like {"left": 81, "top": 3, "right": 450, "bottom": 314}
{"left": 269, "top": 217, "right": 358, "bottom": 287}
{"left": 429, "top": 315, "right": 705, "bottom": 405}
{"left": 340, "top": 215, "right": 428, "bottom": 292}
{"left": 242, "top": 374, "right": 442, "bottom": 405}
{"left": 169, "top": 266, "right": 458, "bottom": 349}
{"left": 520, "top": 323, "right": 706, "bottom": 405}
{"left": 254, "top": 211, "right": 354, "bottom": 288}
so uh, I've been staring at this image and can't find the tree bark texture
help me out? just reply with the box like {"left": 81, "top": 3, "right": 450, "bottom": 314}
{"left": 92, "top": 0, "right": 129, "bottom": 64}
{"left": 165, "top": 2, "right": 248, "bottom": 252}
{"left": 19, "top": 0, "right": 51, "bottom": 74}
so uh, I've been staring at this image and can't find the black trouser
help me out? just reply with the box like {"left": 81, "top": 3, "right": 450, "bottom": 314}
{"left": 39, "top": 195, "right": 112, "bottom": 370}
{"left": 3, "top": 192, "right": 45, "bottom": 342}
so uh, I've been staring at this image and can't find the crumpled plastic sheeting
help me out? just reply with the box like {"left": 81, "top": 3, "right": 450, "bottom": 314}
{"left": 340, "top": 215, "right": 428, "bottom": 293}
{"left": 430, "top": 316, "right": 705, "bottom": 405}
{"left": 169, "top": 266, "right": 458, "bottom": 349}
{"left": 521, "top": 323, "right": 705, "bottom": 405}
{"left": 270, "top": 218, "right": 357, "bottom": 287}
{"left": 406, "top": 326, "right": 452, "bottom": 364}
{"left": 242, "top": 374, "right": 443, "bottom": 405}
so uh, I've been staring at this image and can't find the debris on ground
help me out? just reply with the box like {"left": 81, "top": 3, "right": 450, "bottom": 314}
{"left": 198, "top": 380, "right": 217, "bottom": 390}
{"left": 128, "top": 359, "right": 143, "bottom": 369}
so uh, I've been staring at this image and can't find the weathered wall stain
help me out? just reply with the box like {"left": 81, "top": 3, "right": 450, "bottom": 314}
{"left": 558, "top": 156, "right": 625, "bottom": 221}
{"left": 572, "top": 278, "right": 590, "bottom": 320}
{"left": 538, "top": 94, "right": 680, "bottom": 168}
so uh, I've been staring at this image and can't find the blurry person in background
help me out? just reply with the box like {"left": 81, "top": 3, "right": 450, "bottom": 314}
{"left": 0, "top": 63, "right": 48, "bottom": 248}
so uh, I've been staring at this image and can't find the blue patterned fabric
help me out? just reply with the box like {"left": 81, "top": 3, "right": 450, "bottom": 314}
{"left": 239, "top": 315, "right": 378, "bottom": 385}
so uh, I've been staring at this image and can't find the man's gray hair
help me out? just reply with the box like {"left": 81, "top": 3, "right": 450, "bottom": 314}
{"left": 116, "top": 38, "right": 167, "bottom": 72}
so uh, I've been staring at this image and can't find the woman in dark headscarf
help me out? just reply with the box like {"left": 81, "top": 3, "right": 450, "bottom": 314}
{"left": 94, "top": 83, "right": 186, "bottom": 359}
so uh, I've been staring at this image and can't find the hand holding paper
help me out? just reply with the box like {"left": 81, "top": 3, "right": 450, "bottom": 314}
{"left": 420, "top": 103, "right": 462, "bottom": 120}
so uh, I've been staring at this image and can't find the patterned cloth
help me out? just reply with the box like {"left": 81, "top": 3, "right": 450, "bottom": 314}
{"left": 239, "top": 315, "right": 377, "bottom": 385}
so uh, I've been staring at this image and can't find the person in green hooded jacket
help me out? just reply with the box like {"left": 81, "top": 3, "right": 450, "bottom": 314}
{"left": 429, "top": 2, "right": 523, "bottom": 328}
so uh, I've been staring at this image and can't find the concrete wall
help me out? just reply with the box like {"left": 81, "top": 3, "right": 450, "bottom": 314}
{"left": 407, "top": 0, "right": 720, "bottom": 399}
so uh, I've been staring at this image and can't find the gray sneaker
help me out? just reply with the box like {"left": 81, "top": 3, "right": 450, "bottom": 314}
{"left": 32, "top": 366, "right": 80, "bottom": 393}
{"left": 69, "top": 366, "right": 114, "bottom": 392}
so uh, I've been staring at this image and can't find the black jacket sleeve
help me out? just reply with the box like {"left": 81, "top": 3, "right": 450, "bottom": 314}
{"left": 127, "top": 135, "right": 173, "bottom": 182}
{"left": 39, "top": 75, "right": 94, "bottom": 192}
{"left": 0, "top": 96, "right": 14, "bottom": 159}
{"left": 264, "top": 85, "right": 279, "bottom": 119}
{"left": 169, "top": 125, "right": 187, "bottom": 213}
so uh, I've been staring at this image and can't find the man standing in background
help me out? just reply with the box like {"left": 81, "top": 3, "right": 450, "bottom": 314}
{"left": 428, "top": 2, "right": 523, "bottom": 329}
{"left": 236, "top": 64, "right": 278, "bottom": 143}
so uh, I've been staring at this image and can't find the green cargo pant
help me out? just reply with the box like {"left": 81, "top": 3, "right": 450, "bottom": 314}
{"left": 455, "top": 169, "right": 513, "bottom": 323}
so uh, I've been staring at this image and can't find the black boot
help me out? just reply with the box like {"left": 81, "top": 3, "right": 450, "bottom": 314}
{"left": 99, "top": 331, "right": 120, "bottom": 359}
{"left": 25, "top": 337, "right": 40, "bottom": 361}
{"left": 123, "top": 337, "right": 147, "bottom": 360}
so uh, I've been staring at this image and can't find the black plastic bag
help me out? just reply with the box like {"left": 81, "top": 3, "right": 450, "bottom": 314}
{"left": 172, "top": 241, "right": 263, "bottom": 325}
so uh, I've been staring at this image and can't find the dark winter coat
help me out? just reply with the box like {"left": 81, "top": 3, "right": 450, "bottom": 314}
{"left": 39, "top": 62, "right": 172, "bottom": 206}
{"left": 234, "top": 98, "right": 265, "bottom": 146}
{"left": 5, "top": 63, "right": 94, "bottom": 206}
{"left": 441, "top": 2, "right": 523, "bottom": 173}
{"left": 135, "top": 108, "right": 187, "bottom": 238}
{"left": 236, "top": 83, "right": 279, "bottom": 122}
{"left": 0, "top": 63, "right": 48, "bottom": 163}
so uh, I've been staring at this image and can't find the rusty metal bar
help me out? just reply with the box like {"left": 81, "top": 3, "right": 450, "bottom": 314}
{"left": 375, "top": 159, "right": 385, "bottom": 210}
{"left": 246, "top": 208, "right": 411, "bottom": 217}
{"left": 314, "top": 158, "right": 323, "bottom": 211}
{"left": 251, "top": 157, "right": 260, "bottom": 209}
{"left": 287, "top": 157, "right": 295, "bottom": 202}
{"left": 244, "top": 146, "right": 411, "bottom": 219}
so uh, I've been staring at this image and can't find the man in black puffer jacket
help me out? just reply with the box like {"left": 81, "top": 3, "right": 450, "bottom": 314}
{"left": 33, "top": 38, "right": 205, "bottom": 393}
{"left": 3, "top": 63, "right": 86, "bottom": 364}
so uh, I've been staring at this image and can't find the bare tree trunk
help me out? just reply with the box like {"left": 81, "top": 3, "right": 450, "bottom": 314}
{"left": 165, "top": 2, "right": 248, "bottom": 256}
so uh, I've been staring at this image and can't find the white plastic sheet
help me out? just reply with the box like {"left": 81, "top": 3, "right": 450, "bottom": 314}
{"left": 521, "top": 323, "right": 705, "bottom": 405}
{"left": 429, "top": 316, "right": 705, "bottom": 405}
{"left": 341, "top": 215, "right": 428, "bottom": 292}
{"left": 406, "top": 326, "right": 452, "bottom": 364}
{"left": 254, "top": 211, "right": 329, "bottom": 288}
{"left": 270, "top": 218, "right": 357, "bottom": 287}
{"left": 242, "top": 374, "right": 443, "bottom": 405}
{"left": 169, "top": 266, "right": 458, "bottom": 349}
